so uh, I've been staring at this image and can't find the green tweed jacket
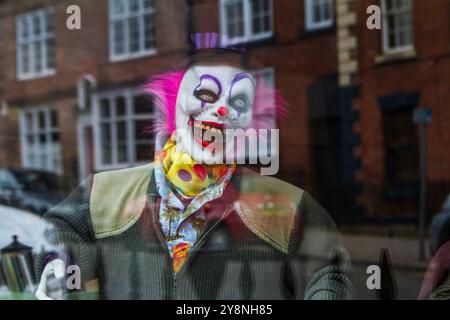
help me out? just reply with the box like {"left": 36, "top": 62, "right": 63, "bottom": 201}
{"left": 36, "top": 164, "right": 354, "bottom": 300}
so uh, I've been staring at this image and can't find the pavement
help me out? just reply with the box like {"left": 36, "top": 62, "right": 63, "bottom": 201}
{"left": 341, "top": 233, "right": 431, "bottom": 300}
{"left": 342, "top": 233, "right": 431, "bottom": 269}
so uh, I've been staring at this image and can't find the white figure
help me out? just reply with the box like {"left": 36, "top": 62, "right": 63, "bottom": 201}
{"left": 35, "top": 258, "right": 66, "bottom": 300}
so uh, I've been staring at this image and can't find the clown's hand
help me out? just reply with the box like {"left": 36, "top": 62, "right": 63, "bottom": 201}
{"left": 35, "top": 258, "right": 66, "bottom": 300}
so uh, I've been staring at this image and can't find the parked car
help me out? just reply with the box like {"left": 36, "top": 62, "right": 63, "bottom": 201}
{"left": 429, "top": 194, "right": 450, "bottom": 256}
{"left": 0, "top": 205, "right": 52, "bottom": 253}
{"left": 0, "top": 204, "right": 54, "bottom": 297}
{"left": 0, "top": 169, "right": 69, "bottom": 216}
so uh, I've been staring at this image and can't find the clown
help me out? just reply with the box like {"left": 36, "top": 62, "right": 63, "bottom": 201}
{"left": 36, "top": 34, "right": 353, "bottom": 300}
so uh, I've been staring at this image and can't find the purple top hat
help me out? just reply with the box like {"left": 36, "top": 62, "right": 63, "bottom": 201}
{"left": 190, "top": 32, "right": 245, "bottom": 53}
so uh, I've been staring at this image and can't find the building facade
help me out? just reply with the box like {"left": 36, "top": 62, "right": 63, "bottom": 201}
{"left": 336, "top": 0, "right": 450, "bottom": 222}
{"left": 0, "top": 0, "right": 449, "bottom": 224}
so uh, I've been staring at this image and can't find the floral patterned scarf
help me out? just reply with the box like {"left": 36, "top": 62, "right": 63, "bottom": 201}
{"left": 154, "top": 133, "right": 235, "bottom": 272}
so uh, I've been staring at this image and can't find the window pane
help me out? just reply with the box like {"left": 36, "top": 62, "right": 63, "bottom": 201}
{"left": 385, "top": 0, "right": 395, "bottom": 11}
{"left": 38, "top": 111, "right": 46, "bottom": 130}
{"left": 113, "top": 20, "right": 126, "bottom": 55}
{"left": 32, "top": 14, "right": 42, "bottom": 36}
{"left": 100, "top": 123, "right": 112, "bottom": 164}
{"left": 313, "top": 3, "right": 321, "bottom": 22}
{"left": 112, "top": 0, "right": 126, "bottom": 15}
{"left": 129, "top": 0, "right": 140, "bottom": 13}
{"left": 44, "top": 10, "right": 54, "bottom": 33}
{"left": 323, "top": 1, "right": 331, "bottom": 20}
{"left": 133, "top": 96, "right": 153, "bottom": 114}
{"left": 252, "top": 17, "right": 261, "bottom": 34}
{"left": 40, "top": 154, "right": 48, "bottom": 170}
{"left": 25, "top": 112, "right": 33, "bottom": 130}
{"left": 143, "top": 0, "right": 154, "bottom": 9}
{"left": 26, "top": 135, "right": 34, "bottom": 145}
{"left": 117, "top": 121, "right": 127, "bottom": 141}
{"left": 226, "top": 2, "right": 244, "bottom": 38}
{"left": 51, "top": 132, "right": 60, "bottom": 143}
{"left": 50, "top": 109, "right": 58, "bottom": 128}
{"left": 144, "top": 13, "right": 155, "bottom": 49}
{"left": 237, "top": 20, "right": 244, "bottom": 37}
{"left": 136, "top": 143, "right": 151, "bottom": 162}
{"left": 252, "top": 0, "right": 261, "bottom": 14}
{"left": 39, "top": 133, "right": 47, "bottom": 144}
{"left": 20, "top": 44, "right": 30, "bottom": 73}
{"left": 118, "top": 144, "right": 128, "bottom": 163}
{"left": 263, "top": 15, "right": 270, "bottom": 32}
{"left": 117, "top": 121, "right": 127, "bottom": 163}
{"left": 28, "top": 153, "right": 36, "bottom": 168}
{"left": 19, "top": 17, "right": 30, "bottom": 40}
{"left": 129, "top": 16, "right": 140, "bottom": 53}
{"left": 134, "top": 120, "right": 150, "bottom": 140}
{"left": 46, "top": 38, "right": 55, "bottom": 70}
{"left": 100, "top": 99, "right": 111, "bottom": 118}
{"left": 116, "top": 96, "right": 126, "bottom": 116}
{"left": 35, "top": 41, "right": 43, "bottom": 73}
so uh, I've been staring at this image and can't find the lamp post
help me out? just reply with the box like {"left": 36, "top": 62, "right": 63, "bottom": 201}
{"left": 412, "top": 107, "right": 432, "bottom": 261}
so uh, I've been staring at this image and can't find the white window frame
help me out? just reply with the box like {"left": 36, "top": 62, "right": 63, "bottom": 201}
{"left": 93, "top": 88, "right": 156, "bottom": 171}
{"left": 305, "top": 0, "right": 334, "bottom": 31}
{"left": 108, "top": 0, "right": 157, "bottom": 62}
{"left": 19, "top": 107, "right": 62, "bottom": 174}
{"left": 16, "top": 8, "right": 56, "bottom": 81}
{"left": 381, "top": 0, "right": 414, "bottom": 54}
{"left": 219, "top": 0, "right": 274, "bottom": 45}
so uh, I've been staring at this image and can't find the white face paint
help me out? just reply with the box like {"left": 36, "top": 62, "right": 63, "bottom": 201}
{"left": 175, "top": 65, "right": 256, "bottom": 164}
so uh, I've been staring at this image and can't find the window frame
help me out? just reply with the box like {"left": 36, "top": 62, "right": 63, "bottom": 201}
{"left": 108, "top": 0, "right": 157, "bottom": 63}
{"left": 19, "top": 106, "right": 62, "bottom": 174}
{"left": 219, "top": 0, "right": 274, "bottom": 45}
{"left": 381, "top": 0, "right": 414, "bottom": 54}
{"left": 93, "top": 88, "right": 156, "bottom": 171}
{"left": 16, "top": 8, "right": 56, "bottom": 81}
{"left": 305, "top": 0, "right": 334, "bottom": 31}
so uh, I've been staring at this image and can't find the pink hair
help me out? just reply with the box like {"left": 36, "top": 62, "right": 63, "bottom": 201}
{"left": 142, "top": 71, "right": 186, "bottom": 134}
{"left": 252, "top": 76, "right": 288, "bottom": 129}
{"left": 142, "top": 70, "right": 288, "bottom": 133}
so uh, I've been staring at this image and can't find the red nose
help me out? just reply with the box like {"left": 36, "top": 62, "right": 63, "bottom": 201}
{"left": 217, "top": 106, "right": 228, "bottom": 117}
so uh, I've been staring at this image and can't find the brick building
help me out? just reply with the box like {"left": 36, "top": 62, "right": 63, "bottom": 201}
{"left": 336, "top": 0, "right": 450, "bottom": 223}
{"left": 0, "top": 0, "right": 449, "bottom": 225}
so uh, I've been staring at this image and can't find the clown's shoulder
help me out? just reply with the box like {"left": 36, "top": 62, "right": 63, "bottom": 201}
{"left": 77, "top": 163, "right": 336, "bottom": 253}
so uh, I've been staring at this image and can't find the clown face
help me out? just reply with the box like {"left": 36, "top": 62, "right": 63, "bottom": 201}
{"left": 175, "top": 65, "right": 256, "bottom": 164}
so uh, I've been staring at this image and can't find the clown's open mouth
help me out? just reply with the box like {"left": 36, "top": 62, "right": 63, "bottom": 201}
{"left": 188, "top": 117, "right": 225, "bottom": 147}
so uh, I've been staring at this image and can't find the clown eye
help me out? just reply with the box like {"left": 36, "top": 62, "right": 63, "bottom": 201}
{"left": 229, "top": 94, "right": 250, "bottom": 113}
{"left": 234, "top": 99, "right": 245, "bottom": 108}
{"left": 194, "top": 90, "right": 219, "bottom": 104}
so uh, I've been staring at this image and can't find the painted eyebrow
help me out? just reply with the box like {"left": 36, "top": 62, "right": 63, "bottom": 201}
{"left": 229, "top": 72, "right": 255, "bottom": 98}
{"left": 194, "top": 74, "right": 222, "bottom": 96}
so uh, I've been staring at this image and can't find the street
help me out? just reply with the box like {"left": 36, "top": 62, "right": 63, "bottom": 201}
{"left": 342, "top": 234, "right": 430, "bottom": 300}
